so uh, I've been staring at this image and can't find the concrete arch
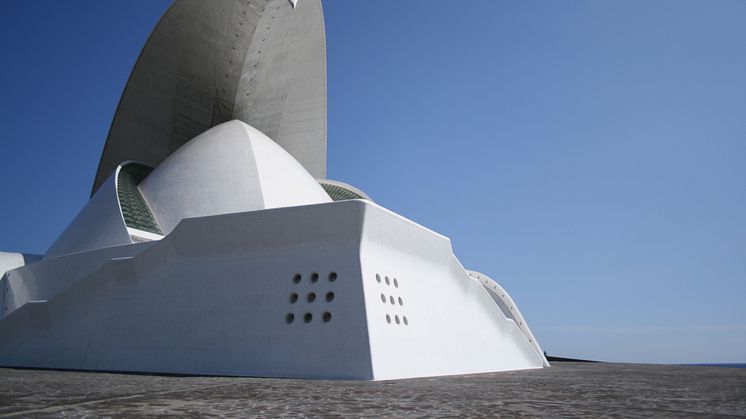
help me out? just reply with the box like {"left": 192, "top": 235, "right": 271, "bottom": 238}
{"left": 468, "top": 270, "right": 549, "bottom": 366}
{"left": 92, "top": 0, "right": 326, "bottom": 195}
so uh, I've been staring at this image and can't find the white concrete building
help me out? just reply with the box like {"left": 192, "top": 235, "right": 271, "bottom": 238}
{"left": 0, "top": 0, "right": 548, "bottom": 379}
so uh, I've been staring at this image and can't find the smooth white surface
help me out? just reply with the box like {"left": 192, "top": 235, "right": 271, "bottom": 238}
{"left": 140, "top": 120, "right": 331, "bottom": 235}
{"left": 1, "top": 243, "right": 152, "bottom": 319}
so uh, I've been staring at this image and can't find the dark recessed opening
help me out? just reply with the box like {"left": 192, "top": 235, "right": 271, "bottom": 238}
{"left": 311, "top": 272, "right": 319, "bottom": 283}
{"left": 328, "top": 272, "right": 337, "bottom": 282}
{"left": 304, "top": 313, "right": 312, "bottom": 323}
{"left": 326, "top": 292, "right": 335, "bottom": 302}
{"left": 322, "top": 312, "right": 332, "bottom": 322}
{"left": 403, "top": 316, "right": 408, "bottom": 325}
{"left": 393, "top": 278, "right": 399, "bottom": 288}
{"left": 289, "top": 293, "right": 298, "bottom": 303}
{"left": 385, "top": 276, "right": 390, "bottom": 285}
{"left": 386, "top": 314, "right": 391, "bottom": 324}
{"left": 389, "top": 296, "right": 395, "bottom": 305}
{"left": 395, "top": 315, "right": 401, "bottom": 325}
{"left": 293, "top": 274, "right": 301, "bottom": 284}
{"left": 307, "top": 292, "right": 316, "bottom": 302}
{"left": 376, "top": 274, "right": 381, "bottom": 283}
{"left": 380, "top": 293, "right": 386, "bottom": 303}
{"left": 286, "top": 313, "right": 295, "bottom": 324}
{"left": 398, "top": 297, "right": 403, "bottom": 306}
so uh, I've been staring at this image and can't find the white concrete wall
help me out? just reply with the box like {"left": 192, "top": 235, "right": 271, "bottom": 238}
{"left": 0, "top": 200, "right": 545, "bottom": 379}
{"left": 0, "top": 201, "right": 372, "bottom": 378}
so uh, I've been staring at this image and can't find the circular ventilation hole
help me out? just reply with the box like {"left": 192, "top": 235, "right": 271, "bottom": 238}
{"left": 310, "top": 272, "right": 319, "bottom": 283}
{"left": 393, "top": 278, "right": 399, "bottom": 288}
{"left": 304, "top": 313, "right": 312, "bottom": 323}
{"left": 403, "top": 316, "right": 408, "bottom": 325}
{"left": 286, "top": 313, "right": 295, "bottom": 323}
{"left": 289, "top": 293, "right": 298, "bottom": 303}
{"left": 385, "top": 276, "right": 390, "bottom": 285}
{"left": 328, "top": 272, "right": 337, "bottom": 282}
{"left": 322, "top": 312, "right": 332, "bottom": 322}
{"left": 293, "top": 274, "right": 301, "bottom": 284}
{"left": 395, "top": 315, "right": 401, "bottom": 325}
{"left": 389, "top": 296, "right": 395, "bottom": 305}
{"left": 386, "top": 314, "right": 391, "bottom": 324}
{"left": 307, "top": 292, "right": 316, "bottom": 303}
{"left": 380, "top": 293, "right": 386, "bottom": 303}
{"left": 326, "top": 292, "right": 335, "bottom": 302}
{"left": 398, "top": 297, "right": 403, "bottom": 306}
{"left": 376, "top": 274, "right": 381, "bottom": 283}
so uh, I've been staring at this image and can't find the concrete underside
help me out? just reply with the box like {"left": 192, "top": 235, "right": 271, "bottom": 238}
{"left": 0, "top": 363, "right": 744, "bottom": 417}
{"left": 93, "top": 0, "right": 327, "bottom": 194}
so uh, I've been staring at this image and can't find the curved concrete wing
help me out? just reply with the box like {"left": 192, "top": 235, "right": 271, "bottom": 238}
{"left": 46, "top": 170, "right": 132, "bottom": 258}
{"left": 46, "top": 162, "right": 162, "bottom": 258}
{"left": 92, "top": 0, "right": 327, "bottom": 195}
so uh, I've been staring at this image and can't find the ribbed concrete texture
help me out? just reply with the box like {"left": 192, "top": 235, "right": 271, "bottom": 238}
{"left": 0, "top": 363, "right": 744, "bottom": 417}
{"left": 93, "top": 0, "right": 327, "bottom": 195}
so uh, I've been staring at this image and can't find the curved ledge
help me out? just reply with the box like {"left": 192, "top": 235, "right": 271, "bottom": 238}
{"left": 469, "top": 270, "right": 549, "bottom": 366}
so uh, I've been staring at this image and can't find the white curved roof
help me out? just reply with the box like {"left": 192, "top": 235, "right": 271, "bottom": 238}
{"left": 139, "top": 120, "right": 332, "bottom": 235}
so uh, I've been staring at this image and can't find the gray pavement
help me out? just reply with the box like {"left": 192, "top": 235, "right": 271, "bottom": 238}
{"left": 1, "top": 362, "right": 745, "bottom": 417}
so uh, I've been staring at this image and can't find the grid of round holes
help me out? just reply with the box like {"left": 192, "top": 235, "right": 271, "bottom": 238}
{"left": 286, "top": 272, "right": 337, "bottom": 324}
{"left": 376, "top": 273, "right": 408, "bottom": 326}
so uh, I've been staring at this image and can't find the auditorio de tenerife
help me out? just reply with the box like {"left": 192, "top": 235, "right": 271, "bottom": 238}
{"left": 0, "top": 0, "right": 548, "bottom": 379}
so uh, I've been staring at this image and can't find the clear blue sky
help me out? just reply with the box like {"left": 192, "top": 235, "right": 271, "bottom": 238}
{"left": 1, "top": 1, "right": 744, "bottom": 364}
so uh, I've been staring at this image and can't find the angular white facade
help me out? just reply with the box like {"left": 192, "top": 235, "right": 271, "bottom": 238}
{"left": 0, "top": 0, "right": 548, "bottom": 379}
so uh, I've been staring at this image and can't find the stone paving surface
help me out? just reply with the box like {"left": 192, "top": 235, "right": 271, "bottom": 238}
{"left": 0, "top": 362, "right": 745, "bottom": 417}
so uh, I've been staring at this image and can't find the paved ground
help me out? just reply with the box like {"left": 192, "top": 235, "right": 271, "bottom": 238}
{"left": 0, "top": 362, "right": 744, "bottom": 417}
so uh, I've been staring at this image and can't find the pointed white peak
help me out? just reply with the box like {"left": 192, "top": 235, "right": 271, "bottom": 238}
{"left": 288, "top": 0, "right": 299, "bottom": 9}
